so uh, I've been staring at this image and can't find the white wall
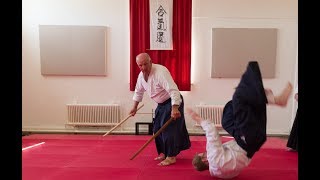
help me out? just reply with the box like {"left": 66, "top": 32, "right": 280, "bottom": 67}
{"left": 22, "top": 0, "right": 298, "bottom": 135}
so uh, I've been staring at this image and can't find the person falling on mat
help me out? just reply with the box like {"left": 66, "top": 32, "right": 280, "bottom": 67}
{"left": 129, "top": 52, "right": 191, "bottom": 166}
{"left": 187, "top": 61, "right": 293, "bottom": 179}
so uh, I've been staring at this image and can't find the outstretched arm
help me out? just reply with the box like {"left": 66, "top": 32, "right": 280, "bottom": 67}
{"left": 129, "top": 101, "right": 140, "bottom": 116}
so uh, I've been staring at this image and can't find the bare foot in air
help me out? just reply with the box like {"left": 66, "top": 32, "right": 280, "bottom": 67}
{"left": 275, "top": 82, "right": 293, "bottom": 107}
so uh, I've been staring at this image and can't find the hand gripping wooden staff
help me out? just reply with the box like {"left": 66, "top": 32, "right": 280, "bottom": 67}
{"left": 103, "top": 104, "right": 144, "bottom": 136}
{"left": 130, "top": 117, "right": 174, "bottom": 160}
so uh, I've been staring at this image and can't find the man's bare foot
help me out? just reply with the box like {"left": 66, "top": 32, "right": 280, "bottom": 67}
{"left": 158, "top": 157, "right": 176, "bottom": 166}
{"left": 154, "top": 154, "right": 165, "bottom": 161}
{"left": 275, "top": 82, "right": 293, "bottom": 107}
{"left": 265, "top": 88, "right": 275, "bottom": 104}
{"left": 286, "top": 147, "right": 297, "bottom": 152}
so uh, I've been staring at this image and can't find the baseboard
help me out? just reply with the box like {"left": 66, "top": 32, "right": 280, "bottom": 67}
{"left": 22, "top": 127, "right": 289, "bottom": 137}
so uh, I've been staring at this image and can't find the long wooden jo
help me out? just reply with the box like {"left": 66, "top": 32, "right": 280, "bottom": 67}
{"left": 103, "top": 104, "right": 144, "bottom": 136}
{"left": 130, "top": 117, "right": 174, "bottom": 160}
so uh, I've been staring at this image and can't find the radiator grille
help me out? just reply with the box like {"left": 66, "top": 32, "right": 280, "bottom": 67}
{"left": 196, "top": 105, "right": 224, "bottom": 127}
{"left": 66, "top": 104, "right": 120, "bottom": 126}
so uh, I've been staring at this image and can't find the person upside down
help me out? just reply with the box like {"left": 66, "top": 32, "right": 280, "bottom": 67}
{"left": 187, "top": 61, "right": 293, "bottom": 179}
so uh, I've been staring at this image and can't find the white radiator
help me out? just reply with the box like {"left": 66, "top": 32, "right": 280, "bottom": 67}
{"left": 196, "top": 105, "right": 224, "bottom": 128}
{"left": 66, "top": 104, "right": 120, "bottom": 126}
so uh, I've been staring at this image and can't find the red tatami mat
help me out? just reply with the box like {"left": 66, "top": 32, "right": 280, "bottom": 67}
{"left": 22, "top": 134, "right": 297, "bottom": 180}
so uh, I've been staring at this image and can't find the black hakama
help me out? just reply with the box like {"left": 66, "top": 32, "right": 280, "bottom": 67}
{"left": 153, "top": 95, "right": 191, "bottom": 157}
{"left": 222, "top": 61, "right": 268, "bottom": 158}
{"left": 287, "top": 110, "right": 298, "bottom": 151}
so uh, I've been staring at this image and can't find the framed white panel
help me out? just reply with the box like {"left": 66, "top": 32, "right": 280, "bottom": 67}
{"left": 39, "top": 25, "right": 107, "bottom": 76}
{"left": 211, "top": 28, "right": 277, "bottom": 78}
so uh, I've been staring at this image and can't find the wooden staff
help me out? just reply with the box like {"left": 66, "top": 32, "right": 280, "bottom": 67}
{"left": 103, "top": 104, "right": 144, "bottom": 136}
{"left": 130, "top": 117, "right": 174, "bottom": 160}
